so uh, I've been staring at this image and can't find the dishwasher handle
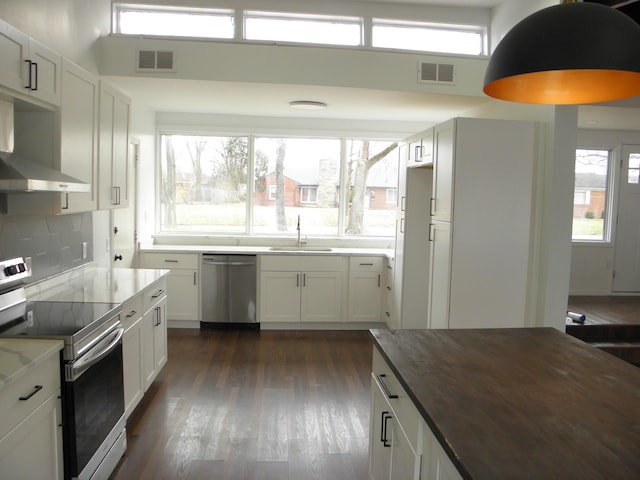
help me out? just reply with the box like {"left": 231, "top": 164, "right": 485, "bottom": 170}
{"left": 202, "top": 260, "right": 256, "bottom": 266}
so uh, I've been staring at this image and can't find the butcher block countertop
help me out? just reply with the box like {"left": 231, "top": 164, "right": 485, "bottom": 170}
{"left": 370, "top": 328, "right": 640, "bottom": 480}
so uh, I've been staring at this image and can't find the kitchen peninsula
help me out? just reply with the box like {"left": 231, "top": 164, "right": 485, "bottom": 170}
{"left": 370, "top": 328, "right": 640, "bottom": 479}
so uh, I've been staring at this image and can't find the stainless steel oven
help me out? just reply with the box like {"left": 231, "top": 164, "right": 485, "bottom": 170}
{"left": 0, "top": 257, "right": 127, "bottom": 480}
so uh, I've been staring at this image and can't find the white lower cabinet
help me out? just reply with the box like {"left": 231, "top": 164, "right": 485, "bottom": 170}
{"left": 420, "top": 426, "right": 463, "bottom": 480}
{"left": 139, "top": 253, "right": 199, "bottom": 325}
{"left": 259, "top": 255, "right": 347, "bottom": 324}
{"left": 348, "top": 256, "right": 384, "bottom": 323}
{"left": 370, "top": 347, "right": 461, "bottom": 480}
{"left": 0, "top": 348, "right": 63, "bottom": 480}
{"left": 122, "top": 276, "right": 168, "bottom": 417}
{"left": 141, "top": 280, "right": 168, "bottom": 390}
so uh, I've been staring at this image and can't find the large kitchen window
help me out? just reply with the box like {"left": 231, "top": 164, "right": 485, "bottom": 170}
{"left": 572, "top": 149, "right": 612, "bottom": 242}
{"left": 159, "top": 134, "right": 399, "bottom": 237}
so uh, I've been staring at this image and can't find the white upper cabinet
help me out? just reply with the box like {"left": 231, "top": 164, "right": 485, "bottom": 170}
{"left": 59, "top": 59, "right": 99, "bottom": 213}
{"left": 98, "top": 81, "right": 131, "bottom": 209}
{"left": 0, "top": 19, "right": 61, "bottom": 106}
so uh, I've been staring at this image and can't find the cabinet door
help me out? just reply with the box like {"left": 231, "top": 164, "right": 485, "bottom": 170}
{"left": 112, "top": 92, "right": 131, "bottom": 208}
{"left": 0, "top": 20, "right": 28, "bottom": 93}
{"left": 259, "top": 271, "right": 301, "bottom": 322}
{"left": 167, "top": 270, "right": 199, "bottom": 322}
{"left": 348, "top": 269, "right": 382, "bottom": 322}
{"left": 98, "top": 83, "right": 130, "bottom": 209}
{"left": 390, "top": 421, "right": 418, "bottom": 480}
{"left": 122, "top": 318, "right": 144, "bottom": 418}
{"left": 60, "top": 59, "right": 98, "bottom": 212}
{"left": 428, "top": 221, "right": 452, "bottom": 329}
{"left": 28, "top": 38, "right": 61, "bottom": 106}
{"left": 153, "top": 298, "right": 168, "bottom": 372}
{"left": 370, "top": 383, "right": 392, "bottom": 480}
{"left": 140, "top": 307, "right": 155, "bottom": 391}
{"left": 432, "top": 120, "right": 455, "bottom": 222}
{"left": 0, "top": 392, "right": 63, "bottom": 480}
{"left": 301, "top": 271, "right": 343, "bottom": 322}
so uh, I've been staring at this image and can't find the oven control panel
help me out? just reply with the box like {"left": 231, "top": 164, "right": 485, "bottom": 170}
{"left": 0, "top": 257, "right": 31, "bottom": 286}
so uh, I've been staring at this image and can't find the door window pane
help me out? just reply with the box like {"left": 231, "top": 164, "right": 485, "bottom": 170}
{"left": 253, "top": 137, "right": 340, "bottom": 235}
{"left": 572, "top": 149, "right": 610, "bottom": 241}
{"left": 345, "top": 140, "right": 399, "bottom": 236}
{"left": 628, "top": 154, "right": 640, "bottom": 184}
{"left": 160, "top": 134, "right": 249, "bottom": 233}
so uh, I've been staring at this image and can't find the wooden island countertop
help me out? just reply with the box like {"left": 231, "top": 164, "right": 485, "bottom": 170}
{"left": 370, "top": 327, "right": 640, "bottom": 480}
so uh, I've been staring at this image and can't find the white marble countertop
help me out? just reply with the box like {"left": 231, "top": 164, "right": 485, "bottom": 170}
{"left": 0, "top": 339, "right": 63, "bottom": 390}
{"left": 140, "top": 243, "right": 394, "bottom": 258}
{"left": 26, "top": 266, "right": 170, "bottom": 303}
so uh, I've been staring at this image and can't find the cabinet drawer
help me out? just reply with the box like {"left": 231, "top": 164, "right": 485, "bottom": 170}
{"left": 260, "top": 255, "right": 346, "bottom": 272}
{"left": 121, "top": 294, "right": 143, "bottom": 331}
{"left": 372, "top": 348, "right": 420, "bottom": 451}
{"left": 0, "top": 354, "right": 60, "bottom": 438}
{"left": 142, "top": 278, "right": 168, "bottom": 312}
{"left": 140, "top": 252, "right": 199, "bottom": 269}
{"left": 349, "top": 256, "right": 383, "bottom": 271}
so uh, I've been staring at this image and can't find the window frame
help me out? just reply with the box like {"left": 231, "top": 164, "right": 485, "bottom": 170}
{"left": 371, "top": 18, "right": 487, "bottom": 55}
{"left": 113, "top": 3, "right": 235, "bottom": 39}
{"left": 571, "top": 148, "right": 617, "bottom": 244}
{"left": 112, "top": 3, "right": 488, "bottom": 57}
{"left": 243, "top": 10, "right": 363, "bottom": 47}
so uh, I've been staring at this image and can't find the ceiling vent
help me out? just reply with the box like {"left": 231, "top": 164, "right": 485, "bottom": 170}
{"left": 418, "top": 62, "right": 455, "bottom": 84}
{"left": 137, "top": 50, "right": 175, "bottom": 72}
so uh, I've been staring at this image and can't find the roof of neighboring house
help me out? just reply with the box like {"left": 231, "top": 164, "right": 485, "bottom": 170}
{"left": 575, "top": 172, "right": 606, "bottom": 189}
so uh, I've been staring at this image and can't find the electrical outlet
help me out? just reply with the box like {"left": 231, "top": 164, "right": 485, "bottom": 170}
{"left": 82, "top": 242, "right": 88, "bottom": 260}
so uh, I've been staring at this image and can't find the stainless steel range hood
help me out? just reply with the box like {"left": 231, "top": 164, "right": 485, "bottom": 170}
{"left": 0, "top": 98, "right": 89, "bottom": 193}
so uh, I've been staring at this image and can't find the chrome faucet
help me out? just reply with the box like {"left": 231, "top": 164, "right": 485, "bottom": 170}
{"left": 296, "top": 215, "right": 306, "bottom": 247}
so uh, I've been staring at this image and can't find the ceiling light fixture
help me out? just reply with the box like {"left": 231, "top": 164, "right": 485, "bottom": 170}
{"left": 483, "top": 0, "right": 640, "bottom": 105}
{"left": 289, "top": 100, "right": 328, "bottom": 110}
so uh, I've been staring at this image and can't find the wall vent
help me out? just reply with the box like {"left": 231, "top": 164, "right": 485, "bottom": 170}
{"left": 137, "top": 50, "right": 175, "bottom": 72}
{"left": 418, "top": 62, "right": 455, "bottom": 84}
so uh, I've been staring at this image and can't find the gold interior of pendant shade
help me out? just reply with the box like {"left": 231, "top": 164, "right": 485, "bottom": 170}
{"left": 484, "top": 69, "right": 640, "bottom": 105}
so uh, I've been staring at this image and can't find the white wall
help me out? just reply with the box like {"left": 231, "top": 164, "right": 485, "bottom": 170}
{"left": 0, "top": 0, "right": 110, "bottom": 74}
{"left": 464, "top": 100, "right": 577, "bottom": 331}
{"left": 490, "top": 0, "right": 556, "bottom": 53}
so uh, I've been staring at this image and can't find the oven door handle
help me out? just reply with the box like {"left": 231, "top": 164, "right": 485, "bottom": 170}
{"left": 67, "top": 327, "right": 124, "bottom": 381}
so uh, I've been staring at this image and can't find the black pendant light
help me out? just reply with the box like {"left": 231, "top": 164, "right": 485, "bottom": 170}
{"left": 483, "top": 1, "right": 640, "bottom": 104}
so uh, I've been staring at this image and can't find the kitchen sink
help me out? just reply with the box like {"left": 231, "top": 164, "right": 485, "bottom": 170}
{"left": 269, "top": 246, "right": 333, "bottom": 252}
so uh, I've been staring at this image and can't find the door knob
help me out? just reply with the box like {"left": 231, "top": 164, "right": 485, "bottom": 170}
{"left": 114, "top": 255, "right": 123, "bottom": 261}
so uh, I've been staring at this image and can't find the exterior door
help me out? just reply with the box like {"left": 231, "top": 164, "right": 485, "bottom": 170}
{"left": 613, "top": 145, "right": 640, "bottom": 292}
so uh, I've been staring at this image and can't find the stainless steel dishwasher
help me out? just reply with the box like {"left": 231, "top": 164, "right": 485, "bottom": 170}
{"left": 201, "top": 254, "right": 258, "bottom": 329}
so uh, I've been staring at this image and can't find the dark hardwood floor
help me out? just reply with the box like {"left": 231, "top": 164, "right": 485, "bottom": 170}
{"left": 110, "top": 329, "right": 373, "bottom": 480}
{"left": 566, "top": 295, "right": 640, "bottom": 366}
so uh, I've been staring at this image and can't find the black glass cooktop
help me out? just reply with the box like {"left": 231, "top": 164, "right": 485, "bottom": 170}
{"left": 0, "top": 301, "right": 121, "bottom": 339}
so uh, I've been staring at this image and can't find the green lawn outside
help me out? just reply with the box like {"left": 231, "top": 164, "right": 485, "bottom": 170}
{"left": 165, "top": 203, "right": 396, "bottom": 236}
{"left": 572, "top": 217, "right": 604, "bottom": 240}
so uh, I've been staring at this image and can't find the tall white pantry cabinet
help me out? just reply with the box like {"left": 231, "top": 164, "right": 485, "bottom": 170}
{"left": 427, "top": 117, "right": 537, "bottom": 330}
